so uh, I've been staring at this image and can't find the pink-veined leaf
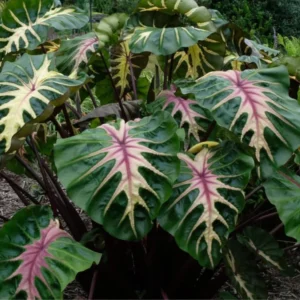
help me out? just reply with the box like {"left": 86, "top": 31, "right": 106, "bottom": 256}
{"left": 0, "top": 206, "right": 101, "bottom": 299}
{"left": 148, "top": 85, "right": 211, "bottom": 145}
{"left": 158, "top": 143, "right": 254, "bottom": 268}
{"left": 56, "top": 33, "right": 99, "bottom": 76}
{"left": 180, "top": 66, "right": 300, "bottom": 177}
{"left": 54, "top": 112, "right": 180, "bottom": 240}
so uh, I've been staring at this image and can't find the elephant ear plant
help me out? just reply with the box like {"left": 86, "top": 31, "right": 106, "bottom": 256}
{"left": 1, "top": 0, "right": 300, "bottom": 299}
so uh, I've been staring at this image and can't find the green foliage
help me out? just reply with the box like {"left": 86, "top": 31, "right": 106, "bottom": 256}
{"left": 0, "top": 0, "right": 300, "bottom": 298}
{"left": 278, "top": 34, "right": 300, "bottom": 57}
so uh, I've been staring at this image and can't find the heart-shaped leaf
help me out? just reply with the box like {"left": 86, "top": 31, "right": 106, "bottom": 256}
{"left": 0, "top": 0, "right": 88, "bottom": 54}
{"left": 224, "top": 240, "right": 267, "bottom": 300}
{"left": 54, "top": 112, "right": 180, "bottom": 240}
{"left": 56, "top": 33, "right": 99, "bottom": 76}
{"left": 158, "top": 143, "right": 254, "bottom": 268}
{"left": 0, "top": 206, "right": 101, "bottom": 299}
{"left": 148, "top": 85, "right": 210, "bottom": 144}
{"left": 180, "top": 66, "right": 300, "bottom": 177}
{"left": 264, "top": 168, "right": 300, "bottom": 242}
{"left": 0, "top": 54, "right": 84, "bottom": 154}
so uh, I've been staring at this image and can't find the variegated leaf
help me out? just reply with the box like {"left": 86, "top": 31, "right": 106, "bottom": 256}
{"left": 0, "top": 0, "right": 88, "bottom": 54}
{"left": 0, "top": 53, "right": 84, "bottom": 154}
{"left": 148, "top": 85, "right": 210, "bottom": 144}
{"left": 54, "top": 112, "right": 180, "bottom": 240}
{"left": 111, "top": 40, "right": 149, "bottom": 98}
{"left": 56, "top": 33, "right": 99, "bottom": 76}
{"left": 137, "top": 0, "right": 211, "bottom": 26}
{"left": 180, "top": 66, "right": 300, "bottom": 177}
{"left": 173, "top": 33, "right": 225, "bottom": 79}
{"left": 224, "top": 240, "right": 267, "bottom": 300}
{"left": 0, "top": 206, "right": 100, "bottom": 300}
{"left": 158, "top": 143, "right": 254, "bottom": 268}
{"left": 238, "top": 227, "right": 288, "bottom": 271}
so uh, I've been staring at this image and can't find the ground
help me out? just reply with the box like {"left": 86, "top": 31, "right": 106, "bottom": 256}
{"left": 1, "top": 173, "right": 300, "bottom": 299}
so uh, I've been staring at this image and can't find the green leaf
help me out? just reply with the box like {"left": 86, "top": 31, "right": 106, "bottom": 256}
{"left": 55, "top": 33, "right": 99, "bottom": 76}
{"left": 173, "top": 32, "right": 226, "bottom": 79}
{"left": 0, "top": 206, "right": 101, "bottom": 299}
{"left": 238, "top": 226, "right": 288, "bottom": 271}
{"left": 158, "top": 143, "right": 254, "bottom": 268}
{"left": 180, "top": 66, "right": 300, "bottom": 178}
{"left": 54, "top": 112, "right": 180, "bottom": 240}
{"left": 0, "top": 54, "right": 84, "bottom": 154}
{"left": 219, "top": 291, "right": 238, "bottom": 300}
{"left": 224, "top": 240, "right": 267, "bottom": 300}
{"left": 129, "top": 26, "right": 214, "bottom": 56}
{"left": 264, "top": 169, "right": 300, "bottom": 242}
{"left": 0, "top": 0, "right": 88, "bottom": 54}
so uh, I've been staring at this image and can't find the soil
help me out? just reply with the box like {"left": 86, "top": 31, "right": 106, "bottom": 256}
{"left": 1, "top": 172, "right": 300, "bottom": 300}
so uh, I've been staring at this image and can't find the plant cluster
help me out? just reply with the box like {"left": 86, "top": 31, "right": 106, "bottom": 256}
{"left": 0, "top": 0, "right": 300, "bottom": 299}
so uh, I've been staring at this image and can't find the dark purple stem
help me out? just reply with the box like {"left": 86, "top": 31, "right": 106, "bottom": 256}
{"left": 99, "top": 50, "right": 128, "bottom": 122}
{"left": 270, "top": 223, "right": 284, "bottom": 235}
{"left": 245, "top": 185, "right": 263, "bottom": 200}
{"left": 88, "top": 268, "right": 99, "bottom": 300}
{"left": 128, "top": 54, "right": 138, "bottom": 100}
{"left": 163, "top": 56, "right": 169, "bottom": 90}
{"left": 62, "top": 103, "right": 75, "bottom": 136}
{"left": 85, "top": 84, "right": 98, "bottom": 108}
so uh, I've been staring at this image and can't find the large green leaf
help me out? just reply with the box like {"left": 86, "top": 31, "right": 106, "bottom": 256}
{"left": 173, "top": 32, "right": 225, "bottom": 79}
{"left": 180, "top": 66, "right": 300, "bottom": 177}
{"left": 0, "top": 206, "right": 100, "bottom": 299}
{"left": 238, "top": 226, "right": 288, "bottom": 271}
{"left": 264, "top": 169, "right": 300, "bottom": 242}
{"left": 0, "top": 0, "right": 88, "bottom": 54}
{"left": 224, "top": 240, "right": 267, "bottom": 300}
{"left": 128, "top": 0, "right": 215, "bottom": 56}
{"left": 0, "top": 53, "right": 84, "bottom": 154}
{"left": 54, "top": 112, "right": 180, "bottom": 240}
{"left": 129, "top": 26, "right": 214, "bottom": 56}
{"left": 55, "top": 33, "right": 99, "bottom": 76}
{"left": 158, "top": 143, "right": 254, "bottom": 268}
{"left": 148, "top": 85, "right": 210, "bottom": 144}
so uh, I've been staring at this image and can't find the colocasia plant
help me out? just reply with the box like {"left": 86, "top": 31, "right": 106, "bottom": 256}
{"left": 0, "top": 0, "right": 300, "bottom": 299}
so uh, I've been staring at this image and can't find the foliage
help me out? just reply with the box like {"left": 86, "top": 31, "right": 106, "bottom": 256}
{"left": 0, "top": 0, "right": 299, "bottom": 299}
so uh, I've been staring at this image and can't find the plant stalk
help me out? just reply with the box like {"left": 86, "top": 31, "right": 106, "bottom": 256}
{"left": 62, "top": 103, "right": 75, "bottom": 136}
{"left": 270, "top": 223, "right": 284, "bottom": 235}
{"left": 168, "top": 54, "right": 175, "bottom": 86}
{"left": 163, "top": 56, "right": 169, "bottom": 90}
{"left": 85, "top": 84, "right": 98, "bottom": 108}
{"left": 15, "top": 154, "right": 46, "bottom": 190}
{"left": 245, "top": 185, "right": 264, "bottom": 200}
{"left": 50, "top": 115, "right": 68, "bottom": 138}
{"left": 254, "top": 212, "right": 278, "bottom": 222}
{"left": 128, "top": 54, "right": 138, "bottom": 100}
{"left": 66, "top": 101, "right": 81, "bottom": 119}
{"left": 88, "top": 268, "right": 99, "bottom": 300}
{"left": 99, "top": 50, "right": 128, "bottom": 121}
{"left": 75, "top": 92, "right": 83, "bottom": 117}
{"left": 0, "top": 171, "right": 39, "bottom": 205}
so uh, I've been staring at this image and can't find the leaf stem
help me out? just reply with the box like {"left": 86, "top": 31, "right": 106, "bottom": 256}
{"left": 128, "top": 54, "right": 138, "bottom": 100}
{"left": 66, "top": 101, "right": 81, "bottom": 119}
{"left": 202, "top": 121, "right": 216, "bottom": 142}
{"left": 88, "top": 268, "right": 99, "bottom": 300}
{"left": 245, "top": 185, "right": 264, "bottom": 200}
{"left": 270, "top": 223, "right": 284, "bottom": 235}
{"left": 99, "top": 50, "right": 128, "bottom": 121}
{"left": 62, "top": 103, "right": 75, "bottom": 136}
{"left": 85, "top": 84, "right": 98, "bottom": 108}
{"left": 75, "top": 92, "right": 83, "bottom": 117}
{"left": 50, "top": 115, "right": 68, "bottom": 138}
{"left": 168, "top": 54, "right": 175, "bottom": 86}
{"left": 15, "top": 154, "right": 46, "bottom": 190}
{"left": 253, "top": 212, "right": 278, "bottom": 222}
{"left": 163, "top": 56, "right": 169, "bottom": 90}
{"left": 0, "top": 171, "right": 39, "bottom": 205}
